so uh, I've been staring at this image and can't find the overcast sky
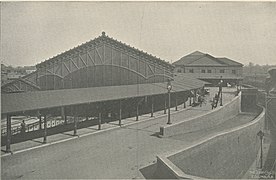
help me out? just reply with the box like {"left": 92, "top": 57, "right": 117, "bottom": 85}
{"left": 1, "top": 2, "right": 276, "bottom": 67}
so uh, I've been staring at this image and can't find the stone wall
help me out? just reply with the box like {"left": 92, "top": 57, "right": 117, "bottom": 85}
{"left": 160, "top": 94, "right": 241, "bottom": 137}
{"left": 156, "top": 106, "right": 265, "bottom": 179}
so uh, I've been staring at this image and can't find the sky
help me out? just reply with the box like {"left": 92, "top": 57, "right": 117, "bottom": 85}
{"left": 1, "top": 2, "right": 276, "bottom": 67}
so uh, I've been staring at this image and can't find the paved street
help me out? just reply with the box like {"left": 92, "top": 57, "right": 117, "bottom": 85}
{"left": 1, "top": 89, "right": 253, "bottom": 179}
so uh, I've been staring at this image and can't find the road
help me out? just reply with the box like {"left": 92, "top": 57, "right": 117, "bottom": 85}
{"left": 2, "top": 89, "right": 249, "bottom": 179}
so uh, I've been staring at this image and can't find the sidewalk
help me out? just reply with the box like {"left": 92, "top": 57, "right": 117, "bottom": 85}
{"left": 1, "top": 87, "right": 236, "bottom": 157}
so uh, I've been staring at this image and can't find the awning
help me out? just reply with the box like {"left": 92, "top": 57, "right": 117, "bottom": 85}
{"left": 2, "top": 80, "right": 204, "bottom": 114}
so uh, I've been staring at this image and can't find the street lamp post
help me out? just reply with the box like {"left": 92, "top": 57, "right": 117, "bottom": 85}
{"left": 167, "top": 79, "right": 172, "bottom": 125}
{"left": 219, "top": 76, "right": 223, "bottom": 106}
{"left": 257, "top": 130, "right": 265, "bottom": 169}
{"left": 236, "top": 79, "right": 239, "bottom": 95}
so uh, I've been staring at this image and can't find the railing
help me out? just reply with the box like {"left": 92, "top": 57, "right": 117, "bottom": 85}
{"left": 1, "top": 116, "right": 95, "bottom": 137}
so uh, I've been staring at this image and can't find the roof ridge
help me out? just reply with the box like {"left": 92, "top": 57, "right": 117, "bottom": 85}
{"left": 186, "top": 55, "right": 207, "bottom": 65}
{"left": 205, "top": 54, "right": 227, "bottom": 65}
{"left": 103, "top": 33, "right": 172, "bottom": 67}
{"left": 190, "top": 53, "right": 223, "bottom": 65}
{"left": 217, "top": 57, "right": 243, "bottom": 66}
{"left": 182, "top": 50, "right": 205, "bottom": 58}
{"left": 173, "top": 51, "right": 205, "bottom": 65}
{"left": 36, "top": 32, "right": 173, "bottom": 68}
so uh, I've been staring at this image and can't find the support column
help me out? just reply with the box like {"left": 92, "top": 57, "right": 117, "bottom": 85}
{"left": 151, "top": 97, "right": 154, "bottom": 117}
{"left": 193, "top": 90, "right": 196, "bottom": 104}
{"left": 61, "top": 106, "right": 67, "bottom": 125}
{"left": 43, "top": 115, "right": 47, "bottom": 144}
{"left": 164, "top": 97, "right": 167, "bottom": 114}
{"left": 98, "top": 112, "right": 102, "bottom": 130}
{"left": 61, "top": 106, "right": 65, "bottom": 120}
{"left": 74, "top": 115, "right": 77, "bottom": 136}
{"left": 6, "top": 115, "right": 11, "bottom": 153}
{"left": 175, "top": 96, "right": 178, "bottom": 111}
{"left": 73, "top": 115, "right": 77, "bottom": 136}
{"left": 136, "top": 103, "right": 139, "bottom": 121}
{"left": 184, "top": 98, "right": 186, "bottom": 108}
{"left": 39, "top": 115, "right": 42, "bottom": 130}
{"left": 189, "top": 95, "right": 192, "bottom": 106}
{"left": 64, "top": 113, "right": 67, "bottom": 125}
{"left": 220, "top": 86, "right": 223, "bottom": 106}
{"left": 119, "top": 100, "right": 122, "bottom": 126}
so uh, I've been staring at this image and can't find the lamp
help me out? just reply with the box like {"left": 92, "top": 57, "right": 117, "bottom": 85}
{"left": 167, "top": 79, "right": 172, "bottom": 124}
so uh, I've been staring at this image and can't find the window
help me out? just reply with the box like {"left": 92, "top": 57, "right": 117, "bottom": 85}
{"left": 207, "top": 70, "right": 212, "bottom": 73}
{"left": 201, "top": 69, "right": 206, "bottom": 73}
{"left": 232, "top": 70, "right": 236, "bottom": 74}
{"left": 189, "top": 69, "right": 194, "bottom": 73}
{"left": 220, "top": 69, "right": 225, "bottom": 73}
{"left": 177, "top": 69, "right": 182, "bottom": 73}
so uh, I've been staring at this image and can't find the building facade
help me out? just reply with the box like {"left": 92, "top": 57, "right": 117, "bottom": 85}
{"left": 173, "top": 51, "right": 243, "bottom": 86}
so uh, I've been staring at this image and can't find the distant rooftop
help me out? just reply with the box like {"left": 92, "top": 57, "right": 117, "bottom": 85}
{"left": 173, "top": 51, "right": 243, "bottom": 67}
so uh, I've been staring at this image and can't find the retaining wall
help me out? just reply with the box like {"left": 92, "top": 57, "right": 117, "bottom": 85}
{"left": 156, "top": 106, "right": 265, "bottom": 179}
{"left": 160, "top": 94, "right": 241, "bottom": 137}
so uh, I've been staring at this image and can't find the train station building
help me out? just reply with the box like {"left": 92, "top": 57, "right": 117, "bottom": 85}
{"left": 1, "top": 32, "right": 208, "bottom": 151}
{"left": 173, "top": 51, "right": 243, "bottom": 86}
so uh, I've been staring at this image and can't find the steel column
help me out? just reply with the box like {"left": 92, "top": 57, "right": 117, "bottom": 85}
{"left": 193, "top": 90, "right": 196, "bottom": 104}
{"left": 61, "top": 106, "right": 65, "bottom": 123}
{"left": 6, "top": 115, "right": 11, "bottom": 153}
{"left": 39, "top": 115, "right": 42, "bottom": 130}
{"left": 73, "top": 115, "right": 77, "bottom": 136}
{"left": 164, "top": 97, "right": 167, "bottom": 114}
{"left": 43, "top": 115, "right": 47, "bottom": 144}
{"left": 136, "top": 103, "right": 139, "bottom": 121}
{"left": 119, "top": 100, "right": 122, "bottom": 126}
{"left": 151, "top": 97, "right": 154, "bottom": 117}
{"left": 184, "top": 97, "right": 186, "bottom": 108}
{"left": 64, "top": 112, "right": 67, "bottom": 125}
{"left": 98, "top": 112, "right": 102, "bottom": 130}
{"left": 175, "top": 95, "right": 178, "bottom": 111}
{"left": 189, "top": 95, "right": 192, "bottom": 106}
{"left": 220, "top": 86, "right": 223, "bottom": 106}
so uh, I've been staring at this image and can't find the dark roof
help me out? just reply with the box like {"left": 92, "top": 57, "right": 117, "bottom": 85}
{"left": 1, "top": 78, "right": 41, "bottom": 90}
{"left": 173, "top": 51, "right": 243, "bottom": 67}
{"left": 173, "top": 51, "right": 207, "bottom": 65}
{"left": 2, "top": 79, "right": 204, "bottom": 114}
{"left": 174, "top": 74, "right": 211, "bottom": 85}
{"left": 217, "top": 57, "right": 243, "bottom": 66}
{"left": 36, "top": 32, "right": 173, "bottom": 69}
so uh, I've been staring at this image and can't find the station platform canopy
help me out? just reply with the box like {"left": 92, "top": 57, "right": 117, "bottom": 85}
{"left": 2, "top": 78, "right": 207, "bottom": 114}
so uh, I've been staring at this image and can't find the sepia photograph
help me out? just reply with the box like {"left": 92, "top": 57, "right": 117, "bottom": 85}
{"left": 1, "top": 1, "right": 276, "bottom": 179}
